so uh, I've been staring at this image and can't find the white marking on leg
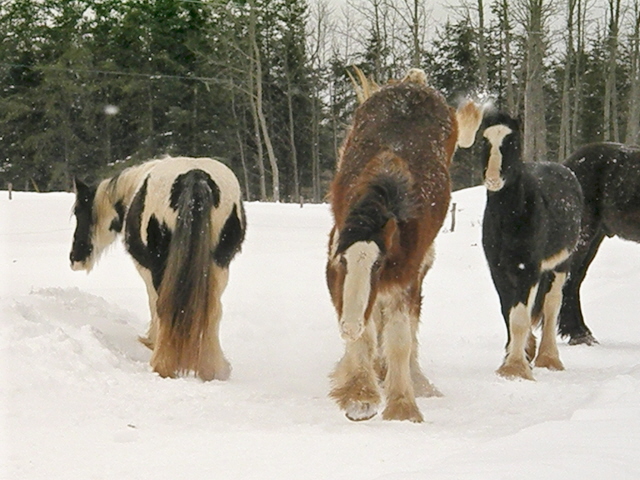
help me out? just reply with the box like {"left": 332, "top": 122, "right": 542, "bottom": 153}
{"left": 340, "top": 241, "right": 380, "bottom": 341}
{"left": 499, "top": 284, "right": 538, "bottom": 380}
{"left": 483, "top": 124, "right": 512, "bottom": 191}
{"left": 536, "top": 272, "right": 566, "bottom": 370}
{"left": 381, "top": 306, "right": 423, "bottom": 422}
{"left": 330, "top": 320, "right": 381, "bottom": 420}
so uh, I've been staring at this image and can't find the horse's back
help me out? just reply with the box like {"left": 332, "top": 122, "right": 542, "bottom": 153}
{"left": 525, "top": 161, "right": 582, "bottom": 256}
{"left": 345, "top": 83, "right": 455, "bottom": 173}
{"left": 141, "top": 157, "right": 241, "bottom": 223}
{"left": 334, "top": 83, "right": 454, "bottom": 228}
{"left": 565, "top": 143, "right": 640, "bottom": 240}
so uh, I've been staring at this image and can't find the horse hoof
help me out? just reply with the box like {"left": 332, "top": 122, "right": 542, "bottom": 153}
{"left": 534, "top": 355, "right": 565, "bottom": 371}
{"left": 568, "top": 333, "right": 599, "bottom": 346}
{"left": 382, "top": 399, "right": 423, "bottom": 423}
{"left": 339, "top": 319, "right": 365, "bottom": 342}
{"left": 496, "top": 361, "right": 534, "bottom": 381}
{"left": 345, "top": 401, "right": 379, "bottom": 422}
{"left": 198, "top": 357, "right": 232, "bottom": 381}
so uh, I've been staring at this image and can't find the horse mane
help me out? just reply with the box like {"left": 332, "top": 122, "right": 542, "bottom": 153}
{"left": 482, "top": 110, "right": 520, "bottom": 133}
{"left": 87, "top": 160, "right": 162, "bottom": 262}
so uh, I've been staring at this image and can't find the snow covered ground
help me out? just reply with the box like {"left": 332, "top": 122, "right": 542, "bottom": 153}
{"left": 2, "top": 186, "right": 640, "bottom": 479}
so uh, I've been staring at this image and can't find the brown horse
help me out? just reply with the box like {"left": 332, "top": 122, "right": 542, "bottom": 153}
{"left": 326, "top": 69, "right": 482, "bottom": 422}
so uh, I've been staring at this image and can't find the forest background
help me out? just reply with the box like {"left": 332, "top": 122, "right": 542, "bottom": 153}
{"left": 1, "top": 0, "right": 639, "bottom": 202}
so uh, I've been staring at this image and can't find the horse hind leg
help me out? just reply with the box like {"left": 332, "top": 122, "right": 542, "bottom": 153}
{"left": 150, "top": 322, "right": 180, "bottom": 378}
{"left": 535, "top": 272, "right": 566, "bottom": 371}
{"left": 560, "top": 227, "right": 603, "bottom": 345}
{"left": 196, "top": 265, "right": 231, "bottom": 381}
{"left": 136, "top": 266, "right": 158, "bottom": 350}
{"left": 330, "top": 320, "right": 381, "bottom": 422}
{"left": 408, "top": 299, "right": 441, "bottom": 398}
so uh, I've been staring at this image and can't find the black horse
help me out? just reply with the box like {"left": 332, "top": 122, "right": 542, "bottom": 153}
{"left": 560, "top": 142, "right": 640, "bottom": 345}
{"left": 479, "top": 111, "right": 583, "bottom": 380}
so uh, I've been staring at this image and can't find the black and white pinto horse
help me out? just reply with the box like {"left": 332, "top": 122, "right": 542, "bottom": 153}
{"left": 70, "top": 157, "right": 246, "bottom": 381}
{"left": 480, "top": 112, "right": 583, "bottom": 380}
{"left": 560, "top": 142, "right": 640, "bottom": 344}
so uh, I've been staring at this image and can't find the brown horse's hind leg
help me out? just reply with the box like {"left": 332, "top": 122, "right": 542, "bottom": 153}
{"left": 381, "top": 304, "right": 423, "bottom": 423}
{"left": 409, "top": 309, "right": 441, "bottom": 398}
{"left": 330, "top": 321, "right": 381, "bottom": 421}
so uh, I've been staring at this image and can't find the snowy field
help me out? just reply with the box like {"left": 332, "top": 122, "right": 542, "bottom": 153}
{"left": 2, "top": 186, "right": 640, "bottom": 479}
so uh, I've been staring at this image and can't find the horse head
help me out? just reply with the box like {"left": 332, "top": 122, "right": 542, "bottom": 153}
{"left": 70, "top": 177, "right": 124, "bottom": 271}
{"left": 480, "top": 111, "right": 521, "bottom": 192}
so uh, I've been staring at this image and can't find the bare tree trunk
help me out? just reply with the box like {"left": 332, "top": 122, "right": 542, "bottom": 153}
{"left": 520, "top": 0, "right": 549, "bottom": 162}
{"left": 286, "top": 76, "right": 300, "bottom": 201}
{"left": 311, "top": 85, "right": 321, "bottom": 202}
{"left": 496, "top": 0, "right": 516, "bottom": 114}
{"left": 247, "top": 50, "right": 267, "bottom": 201}
{"left": 253, "top": 48, "right": 280, "bottom": 202}
{"left": 559, "top": 0, "right": 577, "bottom": 160}
{"left": 191, "top": 84, "right": 198, "bottom": 155}
{"left": 386, "top": 0, "right": 428, "bottom": 68}
{"left": 571, "top": 0, "right": 585, "bottom": 146}
{"left": 604, "top": 0, "right": 621, "bottom": 142}
{"left": 626, "top": 0, "right": 640, "bottom": 144}
{"left": 309, "top": 0, "right": 333, "bottom": 202}
{"left": 231, "top": 86, "right": 252, "bottom": 201}
{"left": 477, "top": 0, "right": 488, "bottom": 90}
{"left": 248, "top": 1, "right": 279, "bottom": 201}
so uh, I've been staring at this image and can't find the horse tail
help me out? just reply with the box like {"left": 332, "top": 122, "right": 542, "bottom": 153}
{"left": 154, "top": 169, "right": 218, "bottom": 378}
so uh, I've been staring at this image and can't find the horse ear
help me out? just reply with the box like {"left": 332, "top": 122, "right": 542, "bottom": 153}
{"left": 382, "top": 217, "right": 399, "bottom": 254}
{"left": 73, "top": 177, "right": 88, "bottom": 195}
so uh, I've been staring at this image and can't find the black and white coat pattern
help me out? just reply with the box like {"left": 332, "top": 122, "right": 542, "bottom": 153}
{"left": 480, "top": 112, "right": 583, "bottom": 380}
{"left": 70, "top": 157, "right": 245, "bottom": 381}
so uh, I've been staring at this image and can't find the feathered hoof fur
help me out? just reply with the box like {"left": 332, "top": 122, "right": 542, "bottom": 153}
{"left": 198, "top": 355, "right": 232, "bottom": 382}
{"left": 345, "top": 401, "right": 379, "bottom": 422}
{"left": 412, "top": 372, "right": 442, "bottom": 398}
{"left": 534, "top": 354, "right": 564, "bottom": 371}
{"left": 138, "top": 335, "right": 154, "bottom": 350}
{"left": 568, "top": 332, "right": 599, "bottom": 346}
{"left": 525, "top": 333, "right": 537, "bottom": 363}
{"left": 330, "top": 373, "right": 381, "bottom": 422}
{"left": 382, "top": 397, "right": 424, "bottom": 423}
{"left": 496, "top": 359, "right": 534, "bottom": 380}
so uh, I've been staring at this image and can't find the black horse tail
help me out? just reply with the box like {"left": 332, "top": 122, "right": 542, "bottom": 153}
{"left": 154, "top": 170, "right": 218, "bottom": 378}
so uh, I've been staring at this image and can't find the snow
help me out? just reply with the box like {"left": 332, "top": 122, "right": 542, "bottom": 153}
{"left": 2, "top": 186, "right": 640, "bottom": 479}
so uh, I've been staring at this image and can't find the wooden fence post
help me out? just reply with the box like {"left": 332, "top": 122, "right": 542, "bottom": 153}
{"left": 450, "top": 202, "right": 457, "bottom": 232}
